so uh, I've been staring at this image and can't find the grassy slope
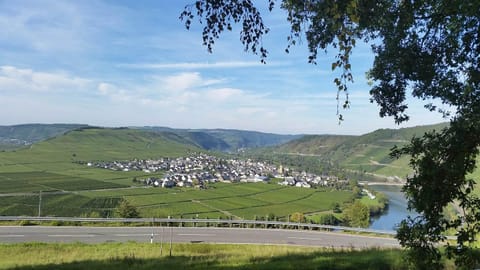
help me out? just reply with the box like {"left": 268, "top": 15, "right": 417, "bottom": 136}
{"left": 0, "top": 128, "right": 201, "bottom": 216}
{"left": 273, "top": 135, "right": 353, "bottom": 155}
{"left": 0, "top": 242, "right": 416, "bottom": 270}
{"left": 0, "top": 128, "right": 199, "bottom": 167}
{"left": 272, "top": 123, "right": 449, "bottom": 179}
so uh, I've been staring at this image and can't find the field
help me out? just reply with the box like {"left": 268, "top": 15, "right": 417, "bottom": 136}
{"left": 0, "top": 180, "right": 351, "bottom": 219}
{"left": 0, "top": 128, "right": 352, "bottom": 219}
{"left": 0, "top": 242, "right": 419, "bottom": 270}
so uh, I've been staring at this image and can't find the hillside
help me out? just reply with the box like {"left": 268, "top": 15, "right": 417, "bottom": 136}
{"left": 0, "top": 123, "right": 88, "bottom": 150}
{"left": 0, "top": 128, "right": 353, "bottom": 218}
{"left": 0, "top": 124, "right": 301, "bottom": 152}
{"left": 0, "top": 127, "right": 202, "bottom": 214}
{"left": 0, "top": 128, "right": 201, "bottom": 176}
{"left": 269, "top": 123, "right": 449, "bottom": 180}
{"left": 137, "top": 127, "right": 301, "bottom": 151}
{"left": 26, "top": 128, "right": 200, "bottom": 161}
{"left": 273, "top": 135, "right": 354, "bottom": 155}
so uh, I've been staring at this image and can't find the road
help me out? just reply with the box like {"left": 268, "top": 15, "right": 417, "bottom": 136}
{"left": 0, "top": 226, "right": 399, "bottom": 248}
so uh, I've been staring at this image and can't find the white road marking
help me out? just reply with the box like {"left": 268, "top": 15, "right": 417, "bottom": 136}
{"left": 48, "top": 235, "right": 95, "bottom": 237}
{"left": 115, "top": 234, "right": 151, "bottom": 237}
{"left": 287, "top": 237, "right": 323, "bottom": 241}
{"left": 177, "top": 234, "right": 215, "bottom": 236}
{"left": 0, "top": 235, "right": 24, "bottom": 237}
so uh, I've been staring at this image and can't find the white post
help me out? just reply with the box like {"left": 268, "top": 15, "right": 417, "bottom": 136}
{"left": 160, "top": 226, "right": 164, "bottom": 255}
{"left": 169, "top": 224, "right": 173, "bottom": 257}
{"left": 38, "top": 191, "right": 42, "bottom": 217}
{"left": 150, "top": 217, "right": 155, "bottom": 244}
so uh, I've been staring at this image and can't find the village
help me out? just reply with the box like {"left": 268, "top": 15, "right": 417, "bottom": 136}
{"left": 86, "top": 153, "right": 347, "bottom": 189}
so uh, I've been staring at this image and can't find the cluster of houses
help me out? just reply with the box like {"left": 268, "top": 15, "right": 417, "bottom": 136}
{"left": 86, "top": 153, "right": 347, "bottom": 189}
{"left": 0, "top": 137, "right": 30, "bottom": 147}
{"left": 278, "top": 174, "right": 340, "bottom": 189}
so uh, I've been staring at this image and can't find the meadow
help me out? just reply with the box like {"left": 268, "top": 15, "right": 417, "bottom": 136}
{"left": 0, "top": 242, "right": 420, "bottom": 270}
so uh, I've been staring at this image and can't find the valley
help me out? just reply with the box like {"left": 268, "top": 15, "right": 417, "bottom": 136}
{"left": 0, "top": 127, "right": 354, "bottom": 223}
{"left": 1, "top": 122, "right": 474, "bottom": 230}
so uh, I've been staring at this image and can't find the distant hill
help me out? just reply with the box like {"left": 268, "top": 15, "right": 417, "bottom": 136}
{"left": 269, "top": 123, "right": 449, "bottom": 179}
{"left": 0, "top": 124, "right": 88, "bottom": 150}
{"left": 136, "top": 127, "right": 302, "bottom": 151}
{"left": 0, "top": 128, "right": 201, "bottom": 163}
{"left": 0, "top": 124, "right": 301, "bottom": 152}
{"left": 274, "top": 135, "right": 354, "bottom": 155}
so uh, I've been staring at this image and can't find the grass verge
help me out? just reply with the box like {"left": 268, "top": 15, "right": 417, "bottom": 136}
{"left": 0, "top": 242, "right": 412, "bottom": 270}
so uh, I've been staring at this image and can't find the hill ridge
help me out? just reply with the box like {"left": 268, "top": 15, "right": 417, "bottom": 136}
{"left": 263, "top": 122, "right": 449, "bottom": 179}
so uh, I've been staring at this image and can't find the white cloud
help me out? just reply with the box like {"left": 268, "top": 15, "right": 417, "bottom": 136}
{"left": 160, "top": 72, "right": 218, "bottom": 92}
{"left": 205, "top": 88, "right": 244, "bottom": 102}
{"left": 0, "top": 66, "right": 91, "bottom": 93}
{"left": 97, "top": 82, "right": 133, "bottom": 102}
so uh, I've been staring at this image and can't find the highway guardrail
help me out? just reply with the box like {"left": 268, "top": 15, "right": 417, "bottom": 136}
{"left": 0, "top": 216, "right": 396, "bottom": 236}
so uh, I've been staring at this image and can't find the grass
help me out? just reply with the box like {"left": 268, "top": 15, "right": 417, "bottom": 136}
{"left": 0, "top": 242, "right": 414, "bottom": 270}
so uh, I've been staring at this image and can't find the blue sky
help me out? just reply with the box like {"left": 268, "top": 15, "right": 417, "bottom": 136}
{"left": 0, "top": 0, "right": 447, "bottom": 135}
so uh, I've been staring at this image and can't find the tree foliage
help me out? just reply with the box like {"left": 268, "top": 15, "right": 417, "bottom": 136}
{"left": 318, "top": 213, "right": 340, "bottom": 226}
{"left": 289, "top": 212, "right": 305, "bottom": 223}
{"left": 343, "top": 200, "right": 369, "bottom": 228}
{"left": 116, "top": 199, "right": 140, "bottom": 218}
{"left": 181, "top": 0, "right": 480, "bottom": 267}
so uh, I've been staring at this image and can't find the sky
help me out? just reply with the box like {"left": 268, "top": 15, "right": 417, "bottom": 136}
{"left": 0, "top": 0, "right": 448, "bottom": 135}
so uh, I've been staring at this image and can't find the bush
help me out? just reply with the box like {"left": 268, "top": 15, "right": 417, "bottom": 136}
{"left": 19, "top": 220, "right": 36, "bottom": 226}
{"left": 318, "top": 214, "right": 340, "bottom": 226}
{"left": 116, "top": 199, "right": 140, "bottom": 218}
{"left": 289, "top": 212, "right": 305, "bottom": 223}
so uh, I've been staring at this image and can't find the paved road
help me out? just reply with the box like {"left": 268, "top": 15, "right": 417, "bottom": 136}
{"left": 0, "top": 226, "right": 399, "bottom": 248}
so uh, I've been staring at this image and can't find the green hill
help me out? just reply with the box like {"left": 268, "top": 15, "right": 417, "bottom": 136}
{"left": 0, "top": 124, "right": 301, "bottom": 152}
{"left": 0, "top": 128, "right": 201, "bottom": 180}
{"left": 3, "top": 128, "right": 199, "bottom": 163}
{"left": 0, "top": 128, "right": 203, "bottom": 216}
{"left": 273, "top": 135, "right": 354, "bottom": 155}
{"left": 270, "top": 123, "right": 449, "bottom": 179}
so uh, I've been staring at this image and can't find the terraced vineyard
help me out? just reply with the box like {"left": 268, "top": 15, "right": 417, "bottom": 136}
{"left": 263, "top": 123, "right": 449, "bottom": 179}
{"left": 0, "top": 171, "right": 126, "bottom": 193}
{"left": 0, "top": 181, "right": 351, "bottom": 219}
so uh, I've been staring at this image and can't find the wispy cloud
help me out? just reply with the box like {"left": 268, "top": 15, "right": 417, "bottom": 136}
{"left": 159, "top": 72, "right": 223, "bottom": 91}
{"left": 117, "top": 61, "right": 283, "bottom": 69}
{"left": 0, "top": 66, "right": 91, "bottom": 93}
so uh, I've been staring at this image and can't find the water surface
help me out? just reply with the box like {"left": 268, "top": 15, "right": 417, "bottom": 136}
{"left": 368, "top": 185, "right": 418, "bottom": 231}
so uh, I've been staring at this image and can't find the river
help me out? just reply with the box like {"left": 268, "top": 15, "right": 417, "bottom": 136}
{"left": 368, "top": 185, "right": 418, "bottom": 231}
